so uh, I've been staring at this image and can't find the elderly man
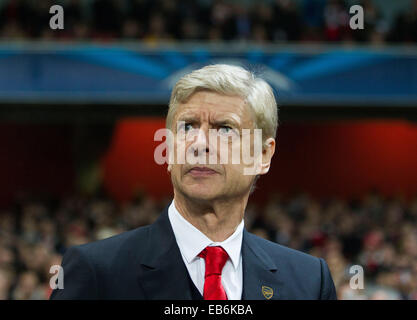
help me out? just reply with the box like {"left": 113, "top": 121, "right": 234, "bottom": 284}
{"left": 51, "top": 64, "right": 336, "bottom": 300}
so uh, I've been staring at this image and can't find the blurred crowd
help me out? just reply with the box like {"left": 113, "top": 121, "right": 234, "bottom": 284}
{"left": 0, "top": 190, "right": 416, "bottom": 300}
{"left": 0, "top": 0, "right": 417, "bottom": 44}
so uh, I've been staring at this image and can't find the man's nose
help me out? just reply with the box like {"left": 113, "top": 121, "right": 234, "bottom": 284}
{"left": 191, "top": 126, "right": 209, "bottom": 156}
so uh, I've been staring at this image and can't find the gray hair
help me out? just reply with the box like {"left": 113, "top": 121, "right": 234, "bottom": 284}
{"left": 166, "top": 64, "right": 278, "bottom": 142}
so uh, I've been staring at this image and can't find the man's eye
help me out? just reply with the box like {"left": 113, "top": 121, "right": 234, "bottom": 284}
{"left": 218, "top": 126, "right": 233, "bottom": 134}
{"left": 184, "top": 123, "right": 193, "bottom": 131}
{"left": 178, "top": 122, "right": 193, "bottom": 132}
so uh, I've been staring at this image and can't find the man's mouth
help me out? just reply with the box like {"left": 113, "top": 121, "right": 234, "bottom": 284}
{"left": 187, "top": 166, "right": 218, "bottom": 177}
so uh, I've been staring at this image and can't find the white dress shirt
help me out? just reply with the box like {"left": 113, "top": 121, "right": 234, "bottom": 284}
{"left": 168, "top": 200, "right": 244, "bottom": 300}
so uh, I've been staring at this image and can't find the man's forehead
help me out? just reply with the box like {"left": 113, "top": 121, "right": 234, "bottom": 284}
{"left": 174, "top": 91, "right": 253, "bottom": 123}
{"left": 185, "top": 90, "right": 244, "bottom": 104}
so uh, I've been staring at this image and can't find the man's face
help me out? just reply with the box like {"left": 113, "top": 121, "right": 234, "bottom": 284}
{"left": 168, "top": 90, "right": 261, "bottom": 202}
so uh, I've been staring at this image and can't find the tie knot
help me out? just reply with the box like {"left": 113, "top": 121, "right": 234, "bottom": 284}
{"left": 198, "top": 246, "right": 229, "bottom": 276}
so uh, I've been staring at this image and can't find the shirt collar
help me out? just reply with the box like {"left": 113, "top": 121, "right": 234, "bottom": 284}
{"left": 168, "top": 200, "right": 244, "bottom": 270}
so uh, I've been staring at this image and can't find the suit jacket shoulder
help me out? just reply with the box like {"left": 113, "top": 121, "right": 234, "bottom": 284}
{"left": 50, "top": 225, "right": 151, "bottom": 300}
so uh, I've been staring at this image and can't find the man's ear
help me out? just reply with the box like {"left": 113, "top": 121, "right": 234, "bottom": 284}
{"left": 259, "top": 137, "right": 276, "bottom": 175}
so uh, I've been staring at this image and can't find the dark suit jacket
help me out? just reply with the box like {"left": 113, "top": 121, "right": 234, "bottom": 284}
{"left": 50, "top": 207, "right": 337, "bottom": 300}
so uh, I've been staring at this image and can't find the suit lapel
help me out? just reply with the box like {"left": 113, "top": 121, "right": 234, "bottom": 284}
{"left": 241, "top": 230, "right": 287, "bottom": 300}
{"left": 137, "top": 208, "right": 195, "bottom": 299}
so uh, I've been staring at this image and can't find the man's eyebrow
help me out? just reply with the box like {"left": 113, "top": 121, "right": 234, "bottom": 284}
{"left": 211, "top": 119, "right": 239, "bottom": 127}
{"left": 177, "top": 116, "right": 198, "bottom": 123}
{"left": 212, "top": 114, "right": 242, "bottom": 127}
{"left": 176, "top": 112, "right": 199, "bottom": 122}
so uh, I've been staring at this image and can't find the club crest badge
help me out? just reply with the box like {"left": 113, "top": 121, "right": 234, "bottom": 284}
{"left": 262, "top": 286, "right": 273, "bottom": 299}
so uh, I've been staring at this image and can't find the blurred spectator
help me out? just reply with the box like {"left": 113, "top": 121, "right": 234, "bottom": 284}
{"left": 11, "top": 271, "right": 43, "bottom": 300}
{"left": 143, "top": 13, "right": 172, "bottom": 44}
{"left": 388, "top": 0, "right": 417, "bottom": 43}
{"left": 323, "top": 0, "right": 350, "bottom": 41}
{"left": 250, "top": 2, "right": 273, "bottom": 42}
{"left": 92, "top": 0, "right": 124, "bottom": 39}
{"left": 301, "top": 0, "right": 326, "bottom": 41}
{"left": 271, "top": 0, "right": 302, "bottom": 41}
{"left": 351, "top": 0, "right": 388, "bottom": 44}
{"left": 0, "top": 267, "right": 14, "bottom": 299}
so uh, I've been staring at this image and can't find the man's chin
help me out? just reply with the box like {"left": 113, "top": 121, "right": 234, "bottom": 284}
{"left": 182, "top": 188, "right": 221, "bottom": 202}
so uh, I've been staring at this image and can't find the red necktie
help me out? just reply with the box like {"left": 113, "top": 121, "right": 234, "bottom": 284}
{"left": 198, "top": 246, "right": 229, "bottom": 300}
